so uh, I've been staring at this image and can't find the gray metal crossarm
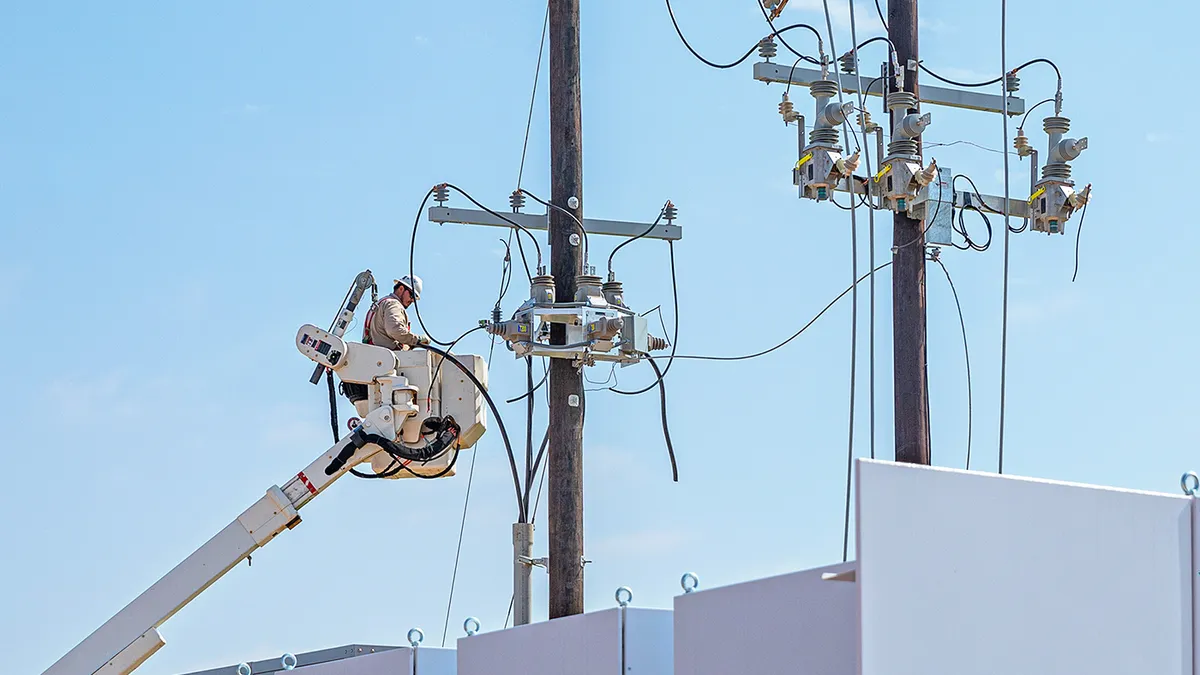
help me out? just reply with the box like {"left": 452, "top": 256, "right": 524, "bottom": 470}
{"left": 427, "top": 206, "right": 683, "bottom": 241}
{"left": 753, "top": 62, "right": 1026, "bottom": 116}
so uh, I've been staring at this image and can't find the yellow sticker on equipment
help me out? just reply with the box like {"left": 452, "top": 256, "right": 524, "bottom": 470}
{"left": 796, "top": 152, "right": 813, "bottom": 168}
{"left": 873, "top": 164, "right": 892, "bottom": 182}
{"left": 1028, "top": 186, "right": 1046, "bottom": 204}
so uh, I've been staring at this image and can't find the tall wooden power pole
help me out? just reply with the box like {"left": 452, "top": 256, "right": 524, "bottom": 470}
{"left": 888, "top": 0, "right": 931, "bottom": 465}
{"left": 547, "top": 0, "right": 586, "bottom": 618}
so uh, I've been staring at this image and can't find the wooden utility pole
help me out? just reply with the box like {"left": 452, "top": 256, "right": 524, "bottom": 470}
{"left": 889, "top": 0, "right": 931, "bottom": 465}
{"left": 547, "top": 0, "right": 586, "bottom": 618}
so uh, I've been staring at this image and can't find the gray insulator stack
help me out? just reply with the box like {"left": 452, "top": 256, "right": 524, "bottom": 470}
{"left": 510, "top": 190, "right": 526, "bottom": 212}
{"left": 839, "top": 52, "right": 856, "bottom": 74}
{"left": 886, "top": 91, "right": 920, "bottom": 157}
{"left": 434, "top": 185, "right": 450, "bottom": 205}
{"left": 1005, "top": 71, "right": 1020, "bottom": 93}
{"left": 662, "top": 201, "right": 678, "bottom": 223}
{"left": 808, "top": 79, "right": 841, "bottom": 146}
{"left": 1041, "top": 116, "right": 1074, "bottom": 180}
{"left": 758, "top": 36, "right": 777, "bottom": 62}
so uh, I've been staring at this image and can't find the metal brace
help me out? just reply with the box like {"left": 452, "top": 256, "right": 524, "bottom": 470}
{"left": 518, "top": 555, "right": 548, "bottom": 570}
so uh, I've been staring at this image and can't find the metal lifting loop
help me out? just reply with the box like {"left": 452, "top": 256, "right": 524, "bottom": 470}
{"left": 680, "top": 572, "right": 700, "bottom": 594}
{"left": 1182, "top": 471, "right": 1199, "bottom": 496}
{"left": 236, "top": 664, "right": 252, "bottom": 675}
{"left": 407, "top": 627, "right": 425, "bottom": 647}
{"left": 464, "top": 617, "right": 481, "bottom": 637}
{"left": 280, "top": 653, "right": 297, "bottom": 671}
{"left": 614, "top": 586, "right": 633, "bottom": 607}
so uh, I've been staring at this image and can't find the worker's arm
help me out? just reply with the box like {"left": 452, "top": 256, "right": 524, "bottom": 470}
{"left": 379, "top": 299, "right": 427, "bottom": 348}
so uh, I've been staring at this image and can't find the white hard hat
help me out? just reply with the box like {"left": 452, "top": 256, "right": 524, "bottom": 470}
{"left": 394, "top": 274, "right": 423, "bottom": 300}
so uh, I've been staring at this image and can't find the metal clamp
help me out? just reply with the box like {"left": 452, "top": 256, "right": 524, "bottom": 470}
{"left": 236, "top": 665, "right": 251, "bottom": 675}
{"left": 407, "top": 627, "right": 425, "bottom": 648}
{"left": 680, "top": 572, "right": 699, "bottom": 594}
{"left": 615, "top": 586, "right": 633, "bottom": 607}
{"left": 518, "top": 555, "right": 548, "bottom": 569}
{"left": 1182, "top": 472, "right": 1199, "bottom": 496}
{"left": 464, "top": 617, "right": 481, "bottom": 637}
{"left": 280, "top": 653, "right": 297, "bottom": 671}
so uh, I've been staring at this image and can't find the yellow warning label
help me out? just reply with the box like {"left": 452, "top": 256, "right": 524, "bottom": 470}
{"left": 1027, "top": 186, "right": 1046, "bottom": 204}
{"left": 796, "top": 152, "right": 813, "bottom": 168}
{"left": 873, "top": 164, "right": 892, "bottom": 183}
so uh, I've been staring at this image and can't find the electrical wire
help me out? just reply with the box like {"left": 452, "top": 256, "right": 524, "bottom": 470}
{"left": 516, "top": 2, "right": 550, "bottom": 192}
{"left": 665, "top": 0, "right": 821, "bottom": 69}
{"left": 440, "top": 438, "right": 478, "bottom": 647}
{"left": 443, "top": 184, "right": 543, "bottom": 267}
{"left": 871, "top": 0, "right": 1061, "bottom": 94}
{"left": 608, "top": 201, "right": 668, "bottom": 275}
{"left": 407, "top": 186, "right": 454, "bottom": 346}
{"left": 892, "top": 175, "right": 945, "bottom": 251}
{"left": 422, "top": 342, "right": 527, "bottom": 522}
{"left": 998, "top": 0, "right": 1012, "bottom": 475}
{"left": 934, "top": 258, "right": 973, "bottom": 471}
{"left": 672, "top": 262, "right": 892, "bottom": 362}
{"left": 646, "top": 357, "right": 679, "bottom": 482}
{"left": 756, "top": 1, "right": 825, "bottom": 66}
{"left": 610, "top": 240, "right": 680, "bottom": 396}
{"left": 507, "top": 365, "right": 549, "bottom": 404}
{"left": 1020, "top": 98, "right": 1055, "bottom": 132}
{"left": 1071, "top": 196, "right": 1090, "bottom": 282}
{"left": 428, "top": 326, "right": 486, "bottom": 403}
{"left": 519, "top": 188, "right": 588, "bottom": 265}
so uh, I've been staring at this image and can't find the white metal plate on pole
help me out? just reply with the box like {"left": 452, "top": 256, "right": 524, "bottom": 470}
{"left": 427, "top": 207, "right": 683, "bottom": 241}
{"left": 856, "top": 459, "right": 1193, "bottom": 675}
{"left": 673, "top": 562, "right": 857, "bottom": 675}
{"left": 752, "top": 62, "right": 1026, "bottom": 116}
{"left": 456, "top": 607, "right": 672, "bottom": 675}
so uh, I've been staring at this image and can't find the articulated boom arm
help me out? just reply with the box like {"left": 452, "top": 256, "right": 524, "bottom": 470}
{"left": 43, "top": 407, "right": 397, "bottom": 675}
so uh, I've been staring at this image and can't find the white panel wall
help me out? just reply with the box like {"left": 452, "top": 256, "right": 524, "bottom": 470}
{"left": 856, "top": 459, "right": 1193, "bottom": 675}
{"left": 673, "top": 562, "right": 858, "bottom": 675}
{"left": 457, "top": 607, "right": 672, "bottom": 675}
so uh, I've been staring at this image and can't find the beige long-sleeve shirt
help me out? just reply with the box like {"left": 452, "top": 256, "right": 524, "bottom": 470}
{"left": 366, "top": 293, "right": 420, "bottom": 350}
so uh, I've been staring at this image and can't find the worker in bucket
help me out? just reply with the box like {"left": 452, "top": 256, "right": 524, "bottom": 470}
{"left": 364, "top": 275, "right": 431, "bottom": 351}
{"left": 343, "top": 275, "right": 430, "bottom": 417}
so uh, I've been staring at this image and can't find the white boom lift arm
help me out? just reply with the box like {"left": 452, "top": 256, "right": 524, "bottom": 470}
{"left": 43, "top": 272, "right": 487, "bottom": 675}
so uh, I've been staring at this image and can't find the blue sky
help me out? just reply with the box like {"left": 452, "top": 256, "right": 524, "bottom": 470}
{"left": 4, "top": 1, "right": 1198, "bottom": 673}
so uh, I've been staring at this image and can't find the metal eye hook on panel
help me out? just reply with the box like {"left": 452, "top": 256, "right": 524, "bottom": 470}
{"left": 615, "top": 586, "right": 633, "bottom": 607}
{"left": 280, "top": 653, "right": 297, "bottom": 671}
{"left": 408, "top": 627, "right": 425, "bottom": 648}
{"left": 236, "top": 664, "right": 251, "bottom": 675}
{"left": 464, "top": 617, "right": 481, "bottom": 637}
{"left": 680, "top": 572, "right": 700, "bottom": 594}
{"left": 1181, "top": 471, "right": 1199, "bottom": 497}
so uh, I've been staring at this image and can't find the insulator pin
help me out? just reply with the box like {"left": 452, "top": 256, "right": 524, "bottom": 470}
{"left": 779, "top": 94, "right": 798, "bottom": 124}
{"left": 647, "top": 335, "right": 669, "bottom": 351}
{"left": 509, "top": 190, "right": 526, "bottom": 212}
{"left": 838, "top": 52, "right": 856, "bottom": 74}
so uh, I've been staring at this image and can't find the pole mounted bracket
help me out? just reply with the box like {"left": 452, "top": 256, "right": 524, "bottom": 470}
{"left": 518, "top": 555, "right": 549, "bottom": 570}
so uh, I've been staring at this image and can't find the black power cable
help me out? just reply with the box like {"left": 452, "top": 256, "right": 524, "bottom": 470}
{"left": 610, "top": 239, "right": 680, "bottom": 396}
{"left": 647, "top": 357, "right": 679, "bottom": 482}
{"left": 672, "top": 262, "right": 892, "bottom": 362}
{"left": 934, "top": 258, "right": 973, "bottom": 471}
{"left": 518, "top": 188, "right": 588, "bottom": 266}
{"left": 608, "top": 202, "right": 668, "bottom": 275}
{"left": 1071, "top": 197, "right": 1090, "bottom": 282}
{"left": 422, "top": 342, "right": 528, "bottom": 522}
{"left": 666, "top": 0, "right": 821, "bottom": 69}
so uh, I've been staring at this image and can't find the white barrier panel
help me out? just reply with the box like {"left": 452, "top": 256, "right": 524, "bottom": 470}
{"left": 857, "top": 459, "right": 1193, "bottom": 675}
{"left": 673, "top": 562, "right": 858, "bottom": 675}
{"left": 457, "top": 607, "right": 672, "bottom": 675}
